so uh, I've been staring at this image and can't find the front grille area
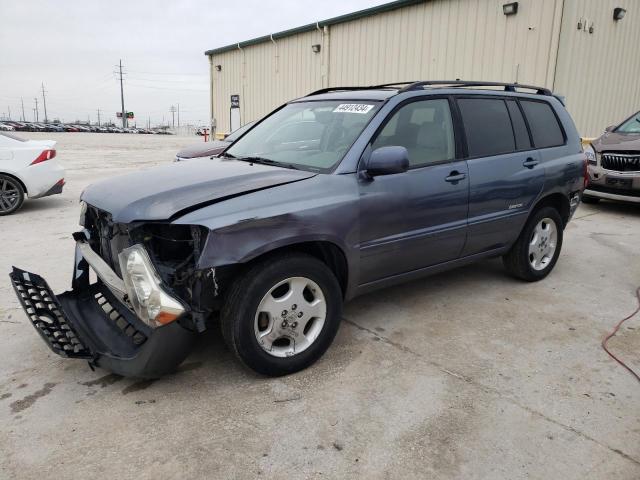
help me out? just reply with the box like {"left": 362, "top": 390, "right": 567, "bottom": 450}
{"left": 601, "top": 152, "right": 640, "bottom": 172}
{"left": 10, "top": 268, "right": 92, "bottom": 358}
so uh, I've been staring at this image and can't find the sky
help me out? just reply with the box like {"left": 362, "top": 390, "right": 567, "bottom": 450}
{"left": 0, "top": 0, "right": 388, "bottom": 127}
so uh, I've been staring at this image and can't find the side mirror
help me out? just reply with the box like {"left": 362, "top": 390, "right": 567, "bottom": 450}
{"left": 604, "top": 125, "right": 616, "bottom": 133}
{"left": 365, "top": 146, "right": 409, "bottom": 177}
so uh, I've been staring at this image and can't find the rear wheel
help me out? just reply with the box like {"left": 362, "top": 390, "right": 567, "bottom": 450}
{"left": 0, "top": 175, "right": 25, "bottom": 216}
{"left": 221, "top": 253, "right": 343, "bottom": 376}
{"left": 503, "top": 206, "right": 563, "bottom": 281}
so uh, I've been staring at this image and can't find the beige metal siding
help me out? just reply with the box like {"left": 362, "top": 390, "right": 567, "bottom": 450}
{"left": 209, "top": 0, "right": 562, "bottom": 133}
{"left": 328, "top": 0, "right": 560, "bottom": 87}
{"left": 210, "top": 29, "right": 324, "bottom": 133}
{"left": 554, "top": 0, "right": 640, "bottom": 136}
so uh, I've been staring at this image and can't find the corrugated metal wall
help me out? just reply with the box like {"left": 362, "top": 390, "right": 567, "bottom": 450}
{"left": 210, "top": 29, "right": 324, "bottom": 133}
{"left": 209, "top": 0, "right": 639, "bottom": 136}
{"left": 328, "top": 0, "right": 561, "bottom": 87}
{"left": 554, "top": 0, "right": 640, "bottom": 136}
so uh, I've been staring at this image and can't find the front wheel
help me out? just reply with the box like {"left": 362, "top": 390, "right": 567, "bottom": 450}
{"left": 221, "top": 253, "right": 343, "bottom": 376}
{"left": 502, "top": 206, "right": 563, "bottom": 281}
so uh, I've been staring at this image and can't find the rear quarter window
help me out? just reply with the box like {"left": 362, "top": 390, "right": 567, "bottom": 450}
{"left": 520, "top": 100, "right": 565, "bottom": 148}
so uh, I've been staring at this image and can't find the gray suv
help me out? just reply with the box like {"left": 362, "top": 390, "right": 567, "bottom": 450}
{"left": 10, "top": 81, "right": 586, "bottom": 378}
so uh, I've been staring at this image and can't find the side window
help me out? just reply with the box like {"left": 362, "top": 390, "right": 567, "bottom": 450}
{"left": 371, "top": 99, "right": 455, "bottom": 167}
{"left": 520, "top": 100, "right": 565, "bottom": 148}
{"left": 505, "top": 100, "right": 531, "bottom": 150}
{"left": 457, "top": 98, "right": 515, "bottom": 157}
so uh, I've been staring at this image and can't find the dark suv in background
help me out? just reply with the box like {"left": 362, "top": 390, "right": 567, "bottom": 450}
{"left": 10, "top": 81, "right": 586, "bottom": 378}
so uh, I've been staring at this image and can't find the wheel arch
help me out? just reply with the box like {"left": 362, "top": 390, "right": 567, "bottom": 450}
{"left": 0, "top": 171, "right": 27, "bottom": 195}
{"left": 530, "top": 192, "right": 570, "bottom": 228}
{"left": 218, "top": 240, "right": 350, "bottom": 298}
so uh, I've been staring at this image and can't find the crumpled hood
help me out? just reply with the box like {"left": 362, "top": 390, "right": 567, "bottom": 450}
{"left": 593, "top": 131, "right": 640, "bottom": 152}
{"left": 176, "top": 140, "right": 228, "bottom": 159}
{"left": 81, "top": 157, "right": 316, "bottom": 223}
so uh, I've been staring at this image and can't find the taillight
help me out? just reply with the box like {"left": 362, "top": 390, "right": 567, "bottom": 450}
{"left": 583, "top": 153, "right": 589, "bottom": 188}
{"left": 31, "top": 149, "right": 56, "bottom": 165}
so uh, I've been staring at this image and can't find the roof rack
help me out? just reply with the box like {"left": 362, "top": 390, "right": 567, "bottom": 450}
{"left": 306, "top": 80, "right": 553, "bottom": 98}
{"left": 306, "top": 82, "right": 418, "bottom": 97}
{"left": 398, "top": 80, "right": 552, "bottom": 96}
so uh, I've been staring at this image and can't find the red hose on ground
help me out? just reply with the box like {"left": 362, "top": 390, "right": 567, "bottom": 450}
{"left": 601, "top": 287, "right": 640, "bottom": 383}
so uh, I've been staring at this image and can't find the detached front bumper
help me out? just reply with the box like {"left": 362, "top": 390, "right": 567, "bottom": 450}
{"left": 9, "top": 237, "right": 197, "bottom": 378}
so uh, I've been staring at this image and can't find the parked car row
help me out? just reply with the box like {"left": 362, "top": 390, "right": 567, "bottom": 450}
{"left": 0, "top": 121, "right": 172, "bottom": 135}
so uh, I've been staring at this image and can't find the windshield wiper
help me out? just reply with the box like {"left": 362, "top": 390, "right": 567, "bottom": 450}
{"left": 238, "top": 156, "right": 301, "bottom": 170}
{"left": 219, "top": 152, "right": 236, "bottom": 158}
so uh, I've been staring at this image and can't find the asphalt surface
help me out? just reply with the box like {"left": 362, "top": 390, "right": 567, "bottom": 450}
{"left": 1, "top": 132, "right": 639, "bottom": 479}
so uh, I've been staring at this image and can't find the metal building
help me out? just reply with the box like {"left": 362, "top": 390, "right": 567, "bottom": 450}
{"left": 205, "top": 0, "right": 639, "bottom": 137}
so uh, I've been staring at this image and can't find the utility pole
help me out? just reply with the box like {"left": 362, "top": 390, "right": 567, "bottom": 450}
{"left": 34, "top": 98, "right": 39, "bottom": 122}
{"left": 7, "top": 106, "right": 10, "bottom": 120}
{"left": 97, "top": 109, "right": 101, "bottom": 126}
{"left": 41, "top": 83, "right": 48, "bottom": 122}
{"left": 170, "top": 105, "right": 176, "bottom": 128}
{"left": 21, "top": 97, "right": 25, "bottom": 121}
{"left": 177, "top": 103, "right": 180, "bottom": 128}
{"left": 117, "top": 59, "right": 127, "bottom": 128}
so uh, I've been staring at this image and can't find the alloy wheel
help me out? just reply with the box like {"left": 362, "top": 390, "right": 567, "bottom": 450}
{"left": 254, "top": 276, "right": 327, "bottom": 358}
{"left": 528, "top": 217, "right": 558, "bottom": 271}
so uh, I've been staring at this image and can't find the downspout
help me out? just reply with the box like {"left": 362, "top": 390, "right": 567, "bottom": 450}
{"left": 316, "top": 22, "right": 330, "bottom": 88}
{"left": 238, "top": 42, "right": 246, "bottom": 130}
{"left": 270, "top": 34, "right": 279, "bottom": 73}
{"left": 208, "top": 54, "right": 214, "bottom": 141}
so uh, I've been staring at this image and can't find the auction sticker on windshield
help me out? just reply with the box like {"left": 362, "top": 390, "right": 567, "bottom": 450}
{"left": 333, "top": 104, "right": 375, "bottom": 114}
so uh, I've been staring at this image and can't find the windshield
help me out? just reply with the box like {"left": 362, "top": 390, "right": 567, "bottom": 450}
{"left": 225, "top": 100, "right": 381, "bottom": 172}
{"left": 225, "top": 121, "right": 255, "bottom": 142}
{"left": 616, "top": 111, "right": 640, "bottom": 134}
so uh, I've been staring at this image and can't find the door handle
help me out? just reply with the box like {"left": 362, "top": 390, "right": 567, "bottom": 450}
{"left": 523, "top": 157, "right": 539, "bottom": 169}
{"left": 445, "top": 171, "right": 466, "bottom": 183}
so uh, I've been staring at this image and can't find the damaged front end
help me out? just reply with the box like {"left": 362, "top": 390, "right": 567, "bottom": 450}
{"left": 9, "top": 204, "right": 217, "bottom": 378}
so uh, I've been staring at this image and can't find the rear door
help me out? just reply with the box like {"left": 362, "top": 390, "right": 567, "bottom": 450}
{"left": 456, "top": 96, "right": 545, "bottom": 256}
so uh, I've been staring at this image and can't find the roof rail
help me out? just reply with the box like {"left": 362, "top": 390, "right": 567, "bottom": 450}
{"left": 398, "top": 80, "right": 552, "bottom": 96}
{"left": 306, "top": 81, "right": 419, "bottom": 97}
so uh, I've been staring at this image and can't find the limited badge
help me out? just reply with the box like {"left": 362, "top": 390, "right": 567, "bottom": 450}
{"left": 333, "top": 104, "right": 375, "bottom": 114}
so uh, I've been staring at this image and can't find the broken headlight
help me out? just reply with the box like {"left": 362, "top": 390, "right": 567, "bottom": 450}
{"left": 118, "top": 245, "right": 185, "bottom": 328}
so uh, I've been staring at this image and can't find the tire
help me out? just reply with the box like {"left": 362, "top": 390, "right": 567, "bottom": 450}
{"left": 221, "top": 252, "right": 343, "bottom": 376}
{"left": 581, "top": 195, "right": 600, "bottom": 204}
{"left": 502, "top": 206, "right": 564, "bottom": 282}
{"left": 0, "top": 174, "right": 25, "bottom": 216}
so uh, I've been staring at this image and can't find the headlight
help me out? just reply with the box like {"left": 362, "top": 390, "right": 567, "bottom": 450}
{"left": 584, "top": 143, "right": 597, "bottom": 165}
{"left": 79, "top": 200, "right": 88, "bottom": 226}
{"left": 118, "top": 245, "right": 185, "bottom": 328}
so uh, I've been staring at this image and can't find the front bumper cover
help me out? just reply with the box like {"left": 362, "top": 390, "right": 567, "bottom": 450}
{"left": 9, "top": 237, "right": 197, "bottom": 378}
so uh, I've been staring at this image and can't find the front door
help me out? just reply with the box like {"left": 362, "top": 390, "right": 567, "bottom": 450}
{"left": 358, "top": 98, "right": 469, "bottom": 285}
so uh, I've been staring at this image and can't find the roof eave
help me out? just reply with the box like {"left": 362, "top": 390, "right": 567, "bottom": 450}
{"left": 204, "top": 0, "right": 427, "bottom": 56}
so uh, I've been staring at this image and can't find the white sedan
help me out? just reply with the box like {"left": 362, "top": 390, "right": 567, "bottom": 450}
{"left": 0, "top": 132, "right": 65, "bottom": 215}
